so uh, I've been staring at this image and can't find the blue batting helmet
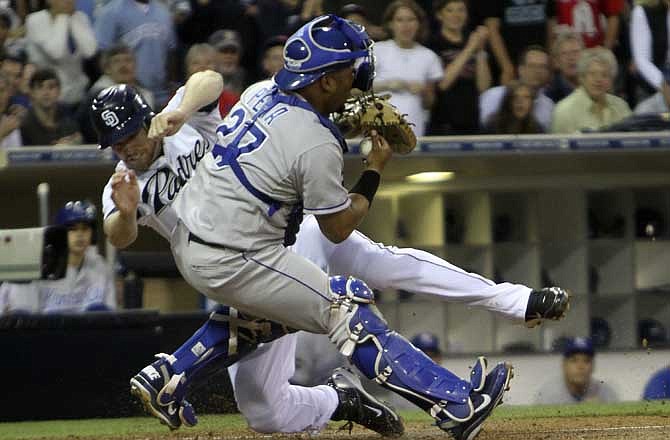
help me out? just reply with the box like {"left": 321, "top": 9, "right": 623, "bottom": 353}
{"left": 90, "top": 84, "right": 154, "bottom": 149}
{"left": 411, "top": 332, "right": 441, "bottom": 355}
{"left": 274, "top": 14, "right": 375, "bottom": 92}
{"left": 55, "top": 200, "right": 97, "bottom": 227}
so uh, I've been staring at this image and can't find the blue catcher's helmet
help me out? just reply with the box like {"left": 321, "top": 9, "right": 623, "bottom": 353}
{"left": 55, "top": 200, "right": 97, "bottom": 227}
{"left": 274, "top": 14, "right": 375, "bottom": 92}
{"left": 90, "top": 85, "right": 155, "bottom": 149}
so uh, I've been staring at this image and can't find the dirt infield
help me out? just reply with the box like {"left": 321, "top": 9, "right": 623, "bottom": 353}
{"left": 56, "top": 415, "right": 669, "bottom": 440}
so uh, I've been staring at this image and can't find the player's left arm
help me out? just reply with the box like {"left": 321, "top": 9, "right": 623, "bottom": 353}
{"left": 148, "top": 70, "right": 224, "bottom": 139}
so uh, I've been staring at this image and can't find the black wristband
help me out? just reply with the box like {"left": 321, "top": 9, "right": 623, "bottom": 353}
{"left": 350, "top": 170, "right": 380, "bottom": 206}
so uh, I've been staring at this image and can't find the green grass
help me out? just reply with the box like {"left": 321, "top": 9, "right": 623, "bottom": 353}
{"left": 2, "top": 401, "right": 669, "bottom": 440}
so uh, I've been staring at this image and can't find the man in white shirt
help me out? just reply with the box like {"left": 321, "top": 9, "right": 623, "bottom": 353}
{"left": 480, "top": 45, "right": 554, "bottom": 130}
{"left": 25, "top": 0, "right": 97, "bottom": 106}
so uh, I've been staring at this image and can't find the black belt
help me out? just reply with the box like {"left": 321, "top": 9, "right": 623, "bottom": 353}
{"left": 188, "top": 232, "right": 230, "bottom": 251}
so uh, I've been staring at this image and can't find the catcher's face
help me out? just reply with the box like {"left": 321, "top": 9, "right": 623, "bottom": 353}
{"left": 324, "top": 66, "right": 355, "bottom": 113}
{"left": 111, "top": 128, "right": 160, "bottom": 171}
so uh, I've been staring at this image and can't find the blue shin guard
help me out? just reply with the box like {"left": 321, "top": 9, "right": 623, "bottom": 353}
{"left": 131, "top": 305, "right": 292, "bottom": 428}
{"left": 328, "top": 276, "right": 476, "bottom": 426}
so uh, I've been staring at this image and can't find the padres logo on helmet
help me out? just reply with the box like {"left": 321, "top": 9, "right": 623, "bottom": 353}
{"left": 101, "top": 109, "right": 120, "bottom": 127}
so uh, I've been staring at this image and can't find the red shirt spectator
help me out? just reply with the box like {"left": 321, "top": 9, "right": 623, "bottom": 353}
{"left": 547, "top": 0, "right": 624, "bottom": 48}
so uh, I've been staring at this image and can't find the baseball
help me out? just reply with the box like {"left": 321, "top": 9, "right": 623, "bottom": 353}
{"left": 360, "top": 138, "right": 373, "bottom": 156}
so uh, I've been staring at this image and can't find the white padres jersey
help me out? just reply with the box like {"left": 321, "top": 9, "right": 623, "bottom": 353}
{"left": 102, "top": 87, "right": 222, "bottom": 240}
{"left": 173, "top": 80, "right": 351, "bottom": 251}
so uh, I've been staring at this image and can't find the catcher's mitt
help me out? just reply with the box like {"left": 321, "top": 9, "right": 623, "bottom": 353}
{"left": 333, "top": 93, "right": 417, "bottom": 155}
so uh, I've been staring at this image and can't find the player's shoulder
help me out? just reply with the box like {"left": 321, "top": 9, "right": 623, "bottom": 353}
{"left": 238, "top": 81, "right": 337, "bottom": 148}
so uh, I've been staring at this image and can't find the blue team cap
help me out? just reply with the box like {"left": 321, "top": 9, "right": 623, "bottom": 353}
{"left": 563, "top": 337, "right": 595, "bottom": 358}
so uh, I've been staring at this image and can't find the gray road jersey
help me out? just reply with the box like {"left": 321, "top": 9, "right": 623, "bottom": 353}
{"left": 102, "top": 87, "right": 221, "bottom": 240}
{"left": 173, "top": 80, "right": 350, "bottom": 251}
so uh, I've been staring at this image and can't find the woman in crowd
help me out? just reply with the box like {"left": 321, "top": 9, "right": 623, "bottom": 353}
{"left": 426, "top": 0, "right": 490, "bottom": 135}
{"left": 552, "top": 48, "right": 631, "bottom": 133}
{"left": 485, "top": 81, "right": 543, "bottom": 134}
{"left": 373, "top": 0, "right": 443, "bottom": 137}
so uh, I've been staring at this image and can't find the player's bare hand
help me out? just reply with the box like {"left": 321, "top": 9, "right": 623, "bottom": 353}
{"left": 111, "top": 170, "right": 140, "bottom": 217}
{"left": 148, "top": 109, "right": 188, "bottom": 140}
{"left": 364, "top": 130, "right": 392, "bottom": 174}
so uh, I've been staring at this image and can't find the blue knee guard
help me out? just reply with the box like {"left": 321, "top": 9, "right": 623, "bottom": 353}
{"left": 328, "top": 276, "right": 475, "bottom": 425}
{"left": 156, "top": 305, "right": 292, "bottom": 405}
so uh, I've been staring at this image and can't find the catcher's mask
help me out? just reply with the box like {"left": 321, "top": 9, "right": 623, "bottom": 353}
{"left": 274, "top": 14, "right": 375, "bottom": 92}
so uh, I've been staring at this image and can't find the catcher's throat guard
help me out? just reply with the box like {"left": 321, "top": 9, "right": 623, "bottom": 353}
{"left": 332, "top": 93, "right": 417, "bottom": 154}
{"left": 327, "top": 275, "right": 477, "bottom": 426}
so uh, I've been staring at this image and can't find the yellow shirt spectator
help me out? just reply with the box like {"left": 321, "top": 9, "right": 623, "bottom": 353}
{"left": 551, "top": 47, "right": 631, "bottom": 133}
{"left": 551, "top": 87, "right": 631, "bottom": 133}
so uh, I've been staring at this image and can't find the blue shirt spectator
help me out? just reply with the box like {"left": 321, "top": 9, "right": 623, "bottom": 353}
{"left": 95, "top": 0, "right": 176, "bottom": 106}
{"left": 643, "top": 366, "right": 670, "bottom": 400}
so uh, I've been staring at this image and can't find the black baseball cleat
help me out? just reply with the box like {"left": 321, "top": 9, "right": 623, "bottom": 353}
{"left": 444, "top": 362, "right": 514, "bottom": 440}
{"left": 525, "top": 287, "right": 570, "bottom": 328}
{"left": 328, "top": 367, "right": 405, "bottom": 437}
{"left": 129, "top": 355, "right": 197, "bottom": 430}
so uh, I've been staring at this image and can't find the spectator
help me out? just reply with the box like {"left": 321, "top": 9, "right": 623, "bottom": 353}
{"left": 634, "top": 73, "right": 670, "bottom": 114}
{"left": 77, "top": 45, "right": 154, "bottom": 144}
{"left": 552, "top": 47, "right": 631, "bottom": 133}
{"left": 184, "top": 43, "right": 217, "bottom": 78}
{"left": 0, "top": 10, "right": 11, "bottom": 52}
{"left": 0, "top": 200, "right": 116, "bottom": 314}
{"left": 546, "top": 30, "right": 584, "bottom": 102}
{"left": 643, "top": 365, "right": 670, "bottom": 400}
{"left": 485, "top": 81, "right": 544, "bottom": 134}
{"left": 535, "top": 337, "right": 617, "bottom": 404}
{"left": 183, "top": 42, "right": 238, "bottom": 118}
{"left": 95, "top": 0, "right": 177, "bottom": 107}
{"left": 469, "top": 0, "right": 549, "bottom": 85}
{"left": 253, "top": 0, "right": 302, "bottom": 43}
{"left": 339, "top": 3, "right": 387, "bottom": 41}
{"left": 480, "top": 46, "right": 554, "bottom": 131}
{"left": 89, "top": 45, "right": 154, "bottom": 106}
{"left": 547, "top": 0, "right": 624, "bottom": 49}
{"left": 208, "top": 29, "right": 247, "bottom": 96}
{"left": 427, "top": 0, "right": 490, "bottom": 135}
{"left": 25, "top": 0, "right": 97, "bottom": 107}
{"left": 410, "top": 332, "right": 443, "bottom": 364}
{"left": 259, "top": 35, "right": 287, "bottom": 79}
{"left": 0, "top": 52, "right": 30, "bottom": 109}
{"left": 20, "top": 67, "right": 82, "bottom": 146}
{"left": 630, "top": 1, "right": 670, "bottom": 100}
{"left": 374, "top": 0, "right": 443, "bottom": 137}
{"left": 0, "top": 73, "right": 24, "bottom": 148}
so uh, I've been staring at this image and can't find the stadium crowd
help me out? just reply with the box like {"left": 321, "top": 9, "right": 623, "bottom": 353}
{"left": 0, "top": 0, "right": 667, "bottom": 148}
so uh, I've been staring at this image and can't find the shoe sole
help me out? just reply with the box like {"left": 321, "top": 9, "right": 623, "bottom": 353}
{"left": 130, "top": 376, "right": 179, "bottom": 430}
{"left": 462, "top": 363, "right": 514, "bottom": 440}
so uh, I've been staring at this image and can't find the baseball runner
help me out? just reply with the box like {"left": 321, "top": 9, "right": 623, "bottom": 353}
{"left": 96, "top": 16, "right": 568, "bottom": 440}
